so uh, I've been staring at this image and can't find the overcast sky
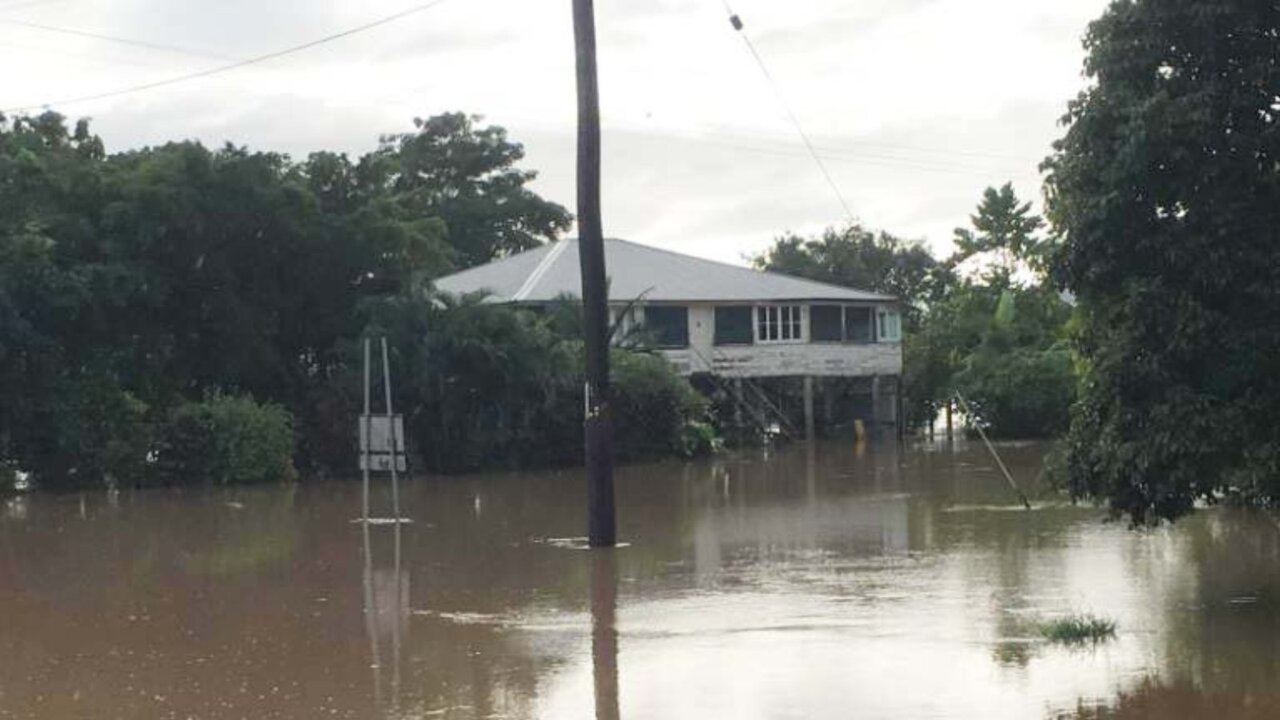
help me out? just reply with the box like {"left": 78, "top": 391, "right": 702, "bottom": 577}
{"left": 1, "top": 0, "right": 1110, "bottom": 264}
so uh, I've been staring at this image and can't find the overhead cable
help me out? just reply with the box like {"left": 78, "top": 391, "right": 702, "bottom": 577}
{"left": 718, "top": 1, "right": 856, "bottom": 223}
{"left": 2, "top": 0, "right": 454, "bottom": 114}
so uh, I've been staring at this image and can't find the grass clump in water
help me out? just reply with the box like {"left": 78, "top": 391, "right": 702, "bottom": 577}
{"left": 1040, "top": 614, "right": 1117, "bottom": 644}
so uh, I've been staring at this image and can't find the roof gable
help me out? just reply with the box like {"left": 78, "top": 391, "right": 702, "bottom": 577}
{"left": 434, "top": 238, "right": 896, "bottom": 304}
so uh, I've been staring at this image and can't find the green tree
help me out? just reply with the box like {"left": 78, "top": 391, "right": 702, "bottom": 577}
{"left": 753, "top": 223, "right": 948, "bottom": 328}
{"left": 914, "top": 184, "right": 1074, "bottom": 436}
{"left": 370, "top": 113, "right": 572, "bottom": 270}
{"left": 1043, "top": 0, "right": 1280, "bottom": 523}
{"left": 951, "top": 182, "right": 1048, "bottom": 279}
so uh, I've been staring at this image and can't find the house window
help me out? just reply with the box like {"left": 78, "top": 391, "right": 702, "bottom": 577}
{"left": 756, "top": 305, "right": 802, "bottom": 343}
{"left": 809, "top": 305, "right": 843, "bottom": 343}
{"left": 644, "top": 305, "right": 689, "bottom": 348}
{"left": 877, "top": 308, "right": 902, "bottom": 342}
{"left": 714, "top": 306, "right": 753, "bottom": 345}
{"left": 845, "top": 307, "right": 874, "bottom": 344}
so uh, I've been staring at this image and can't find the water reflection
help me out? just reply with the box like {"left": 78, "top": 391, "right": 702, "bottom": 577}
{"left": 591, "top": 549, "right": 620, "bottom": 720}
{"left": 362, "top": 520, "right": 409, "bottom": 714}
{"left": 1, "top": 441, "right": 1278, "bottom": 719}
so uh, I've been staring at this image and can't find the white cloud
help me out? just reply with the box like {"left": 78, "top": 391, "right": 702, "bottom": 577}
{"left": 0, "top": 0, "right": 1111, "bottom": 264}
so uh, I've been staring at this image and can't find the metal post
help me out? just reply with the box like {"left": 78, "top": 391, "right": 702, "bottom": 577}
{"left": 954, "top": 392, "right": 1031, "bottom": 510}
{"left": 573, "top": 0, "right": 615, "bottom": 548}
{"left": 380, "top": 337, "right": 402, "bottom": 523}
{"left": 360, "top": 521, "right": 382, "bottom": 707}
{"left": 362, "top": 338, "right": 372, "bottom": 522}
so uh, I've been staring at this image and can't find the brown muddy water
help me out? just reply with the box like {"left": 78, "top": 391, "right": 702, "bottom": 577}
{"left": 2, "top": 440, "right": 1279, "bottom": 720}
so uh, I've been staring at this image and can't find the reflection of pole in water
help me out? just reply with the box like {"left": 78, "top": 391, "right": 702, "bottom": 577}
{"left": 361, "top": 522, "right": 383, "bottom": 711}
{"left": 361, "top": 521, "right": 410, "bottom": 716}
{"left": 391, "top": 518, "right": 403, "bottom": 711}
{"left": 590, "top": 549, "right": 620, "bottom": 720}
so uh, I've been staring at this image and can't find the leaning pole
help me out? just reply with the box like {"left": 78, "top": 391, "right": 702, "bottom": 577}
{"left": 572, "top": 0, "right": 616, "bottom": 547}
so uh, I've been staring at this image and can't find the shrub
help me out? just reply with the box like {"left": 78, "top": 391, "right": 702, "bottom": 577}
{"left": 957, "top": 344, "right": 1076, "bottom": 438}
{"left": 611, "top": 350, "right": 713, "bottom": 460}
{"left": 157, "top": 394, "right": 297, "bottom": 485}
{"left": 360, "top": 294, "right": 718, "bottom": 473}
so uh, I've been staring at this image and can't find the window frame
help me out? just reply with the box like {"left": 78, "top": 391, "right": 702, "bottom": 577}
{"left": 876, "top": 307, "right": 902, "bottom": 343}
{"left": 755, "top": 304, "right": 804, "bottom": 344}
{"left": 643, "top": 304, "right": 690, "bottom": 349}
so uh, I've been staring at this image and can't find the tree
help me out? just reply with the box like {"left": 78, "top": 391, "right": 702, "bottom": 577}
{"left": 753, "top": 223, "right": 948, "bottom": 329}
{"left": 951, "top": 182, "right": 1048, "bottom": 280}
{"left": 909, "top": 184, "right": 1074, "bottom": 436}
{"left": 1043, "top": 0, "right": 1280, "bottom": 523}
{"left": 370, "top": 113, "right": 572, "bottom": 270}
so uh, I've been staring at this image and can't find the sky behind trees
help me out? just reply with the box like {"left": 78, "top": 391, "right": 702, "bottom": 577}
{"left": 0, "top": 0, "right": 1110, "bottom": 264}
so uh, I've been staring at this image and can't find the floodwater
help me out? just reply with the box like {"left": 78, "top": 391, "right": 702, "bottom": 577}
{"left": 2, "top": 440, "right": 1279, "bottom": 720}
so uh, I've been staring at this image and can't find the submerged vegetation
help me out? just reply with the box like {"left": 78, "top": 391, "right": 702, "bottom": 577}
{"left": 0, "top": 111, "right": 709, "bottom": 488}
{"left": 757, "top": 183, "right": 1075, "bottom": 439}
{"left": 1040, "top": 614, "right": 1117, "bottom": 645}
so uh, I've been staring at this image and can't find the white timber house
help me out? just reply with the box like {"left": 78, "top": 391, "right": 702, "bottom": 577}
{"left": 435, "top": 238, "right": 904, "bottom": 430}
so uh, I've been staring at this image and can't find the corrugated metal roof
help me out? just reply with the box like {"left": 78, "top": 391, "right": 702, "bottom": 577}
{"left": 434, "top": 238, "right": 896, "bottom": 303}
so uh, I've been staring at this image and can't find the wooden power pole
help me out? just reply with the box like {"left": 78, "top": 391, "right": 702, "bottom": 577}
{"left": 573, "top": 0, "right": 616, "bottom": 548}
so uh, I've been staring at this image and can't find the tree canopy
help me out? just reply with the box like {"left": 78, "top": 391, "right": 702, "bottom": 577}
{"left": 0, "top": 111, "right": 654, "bottom": 487}
{"left": 952, "top": 182, "right": 1049, "bottom": 280}
{"left": 1043, "top": 0, "right": 1280, "bottom": 523}
{"left": 752, "top": 224, "right": 948, "bottom": 329}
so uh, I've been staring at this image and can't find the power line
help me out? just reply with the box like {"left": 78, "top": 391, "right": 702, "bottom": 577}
{"left": 2, "top": 0, "right": 454, "bottom": 114}
{"left": 717, "top": 1, "right": 856, "bottom": 224}
{"left": 368, "top": 88, "right": 1029, "bottom": 179}
{"left": 693, "top": 122, "right": 1029, "bottom": 163}
{"left": 0, "top": 19, "right": 239, "bottom": 61}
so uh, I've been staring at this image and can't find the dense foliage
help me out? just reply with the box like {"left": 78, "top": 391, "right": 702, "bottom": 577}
{"left": 0, "top": 111, "right": 703, "bottom": 488}
{"left": 1043, "top": 0, "right": 1280, "bottom": 522}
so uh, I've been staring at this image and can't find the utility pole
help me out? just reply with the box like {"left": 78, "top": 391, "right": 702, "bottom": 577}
{"left": 573, "top": 0, "right": 616, "bottom": 548}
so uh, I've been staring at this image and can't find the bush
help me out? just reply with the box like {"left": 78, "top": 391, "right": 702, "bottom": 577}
{"left": 16, "top": 370, "right": 154, "bottom": 489}
{"left": 611, "top": 350, "right": 713, "bottom": 460}
{"left": 157, "top": 394, "right": 297, "bottom": 485}
{"left": 359, "top": 294, "right": 717, "bottom": 474}
{"left": 957, "top": 345, "right": 1076, "bottom": 439}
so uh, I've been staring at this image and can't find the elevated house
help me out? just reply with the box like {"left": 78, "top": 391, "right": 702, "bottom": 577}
{"left": 434, "top": 238, "right": 903, "bottom": 433}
